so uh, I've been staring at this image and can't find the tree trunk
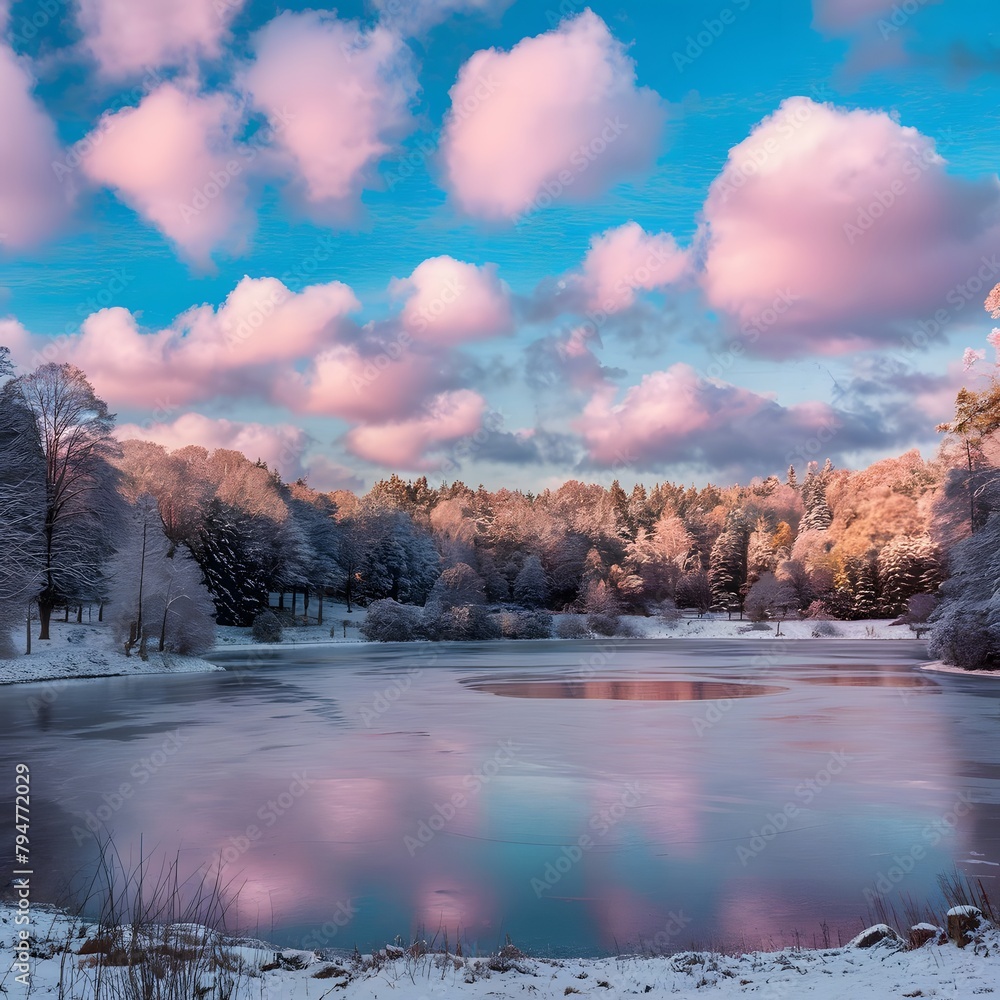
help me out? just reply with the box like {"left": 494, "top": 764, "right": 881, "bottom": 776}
{"left": 345, "top": 575, "right": 353, "bottom": 613}
{"left": 98, "top": 601, "right": 104, "bottom": 622}
{"left": 159, "top": 601, "right": 169, "bottom": 652}
{"left": 291, "top": 588, "right": 297, "bottom": 615}
{"left": 64, "top": 605, "right": 70, "bottom": 622}
{"left": 278, "top": 591, "right": 285, "bottom": 610}
{"left": 318, "top": 590, "right": 324, "bottom": 626}
{"left": 26, "top": 606, "right": 31, "bottom": 655}
{"left": 76, "top": 604, "right": 83, "bottom": 623}
{"left": 38, "top": 601, "right": 52, "bottom": 641}
{"left": 304, "top": 587, "right": 310, "bottom": 621}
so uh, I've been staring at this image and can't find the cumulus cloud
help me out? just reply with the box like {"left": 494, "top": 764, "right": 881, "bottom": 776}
{"left": 699, "top": 96, "right": 1000, "bottom": 356}
{"left": 575, "top": 363, "right": 893, "bottom": 474}
{"left": 302, "top": 455, "right": 365, "bottom": 493}
{"left": 343, "top": 389, "right": 486, "bottom": 469}
{"left": 75, "top": 0, "right": 246, "bottom": 79}
{"left": 525, "top": 327, "right": 624, "bottom": 393}
{"left": 0, "top": 44, "right": 74, "bottom": 249}
{"left": 390, "top": 256, "right": 513, "bottom": 345}
{"left": 275, "top": 341, "right": 452, "bottom": 423}
{"left": 115, "top": 413, "right": 308, "bottom": 479}
{"left": 242, "top": 11, "right": 417, "bottom": 216}
{"left": 440, "top": 10, "right": 666, "bottom": 220}
{"left": 81, "top": 83, "right": 251, "bottom": 264}
{"left": 50, "top": 275, "right": 358, "bottom": 407}
{"left": 374, "top": 0, "right": 514, "bottom": 35}
{"left": 0, "top": 318, "right": 32, "bottom": 362}
{"left": 579, "top": 222, "right": 689, "bottom": 312}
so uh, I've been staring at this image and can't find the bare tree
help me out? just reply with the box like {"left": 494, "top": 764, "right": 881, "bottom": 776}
{"left": 7, "top": 364, "right": 124, "bottom": 640}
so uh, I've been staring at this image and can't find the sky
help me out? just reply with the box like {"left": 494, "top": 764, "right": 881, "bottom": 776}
{"left": 0, "top": 0, "right": 998, "bottom": 493}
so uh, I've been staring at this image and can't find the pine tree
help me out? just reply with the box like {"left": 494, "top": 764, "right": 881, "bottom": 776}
{"left": 513, "top": 554, "right": 550, "bottom": 608}
{"left": 800, "top": 474, "right": 833, "bottom": 531}
{"left": 195, "top": 499, "right": 269, "bottom": 626}
{"left": 709, "top": 512, "right": 749, "bottom": 610}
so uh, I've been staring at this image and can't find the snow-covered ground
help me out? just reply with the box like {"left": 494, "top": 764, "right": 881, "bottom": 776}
{"left": 0, "top": 619, "right": 223, "bottom": 686}
{"left": 0, "top": 608, "right": 928, "bottom": 686}
{"left": 3, "top": 902, "right": 999, "bottom": 999}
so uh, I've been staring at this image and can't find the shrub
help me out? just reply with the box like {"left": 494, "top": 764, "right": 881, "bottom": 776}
{"left": 425, "top": 603, "right": 501, "bottom": 641}
{"left": 587, "top": 612, "right": 621, "bottom": 637}
{"left": 811, "top": 621, "right": 841, "bottom": 637}
{"left": 497, "top": 609, "right": 553, "bottom": 639}
{"left": 555, "top": 615, "right": 591, "bottom": 639}
{"left": 928, "top": 607, "right": 1000, "bottom": 670}
{"left": 251, "top": 610, "right": 282, "bottom": 643}
{"left": 360, "top": 599, "right": 424, "bottom": 642}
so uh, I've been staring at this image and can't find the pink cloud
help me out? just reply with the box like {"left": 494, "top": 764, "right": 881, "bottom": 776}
{"left": 75, "top": 0, "right": 247, "bottom": 79}
{"left": 699, "top": 96, "right": 1000, "bottom": 356}
{"left": 302, "top": 455, "right": 365, "bottom": 493}
{"left": 374, "top": 0, "right": 514, "bottom": 35}
{"left": 0, "top": 319, "right": 32, "bottom": 364}
{"left": 576, "top": 363, "right": 849, "bottom": 471}
{"left": 440, "top": 10, "right": 666, "bottom": 220}
{"left": 580, "top": 222, "right": 689, "bottom": 312}
{"left": 115, "top": 413, "right": 307, "bottom": 479}
{"left": 81, "top": 83, "right": 251, "bottom": 264}
{"left": 242, "top": 11, "right": 417, "bottom": 215}
{"left": 51, "top": 275, "right": 357, "bottom": 407}
{"left": 391, "top": 256, "right": 513, "bottom": 345}
{"left": 276, "top": 341, "right": 448, "bottom": 423}
{"left": 0, "top": 44, "right": 74, "bottom": 249}
{"left": 344, "top": 389, "right": 486, "bottom": 469}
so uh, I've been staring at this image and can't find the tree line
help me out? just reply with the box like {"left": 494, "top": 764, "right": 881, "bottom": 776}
{"left": 1, "top": 291, "right": 999, "bottom": 666}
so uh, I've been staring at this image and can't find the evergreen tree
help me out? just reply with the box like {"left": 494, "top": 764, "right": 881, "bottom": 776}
{"left": 513, "top": 554, "right": 550, "bottom": 608}
{"left": 195, "top": 499, "right": 270, "bottom": 626}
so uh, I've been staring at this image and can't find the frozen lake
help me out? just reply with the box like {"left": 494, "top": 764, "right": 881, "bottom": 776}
{"left": 2, "top": 638, "right": 998, "bottom": 956}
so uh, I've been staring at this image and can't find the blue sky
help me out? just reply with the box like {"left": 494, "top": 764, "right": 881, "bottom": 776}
{"left": 1, "top": 0, "right": 998, "bottom": 490}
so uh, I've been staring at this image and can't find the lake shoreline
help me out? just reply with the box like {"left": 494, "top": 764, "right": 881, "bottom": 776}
{"left": 4, "top": 900, "right": 999, "bottom": 1000}
{"left": 0, "top": 614, "right": 931, "bottom": 686}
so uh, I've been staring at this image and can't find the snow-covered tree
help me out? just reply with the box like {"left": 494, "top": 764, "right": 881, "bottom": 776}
{"left": 744, "top": 572, "right": 799, "bottom": 623}
{"left": 7, "top": 364, "right": 124, "bottom": 639}
{"left": 108, "top": 496, "right": 215, "bottom": 655}
{"left": 195, "top": 499, "right": 270, "bottom": 626}
{"left": 513, "top": 554, "right": 550, "bottom": 608}
{"left": 0, "top": 365, "right": 45, "bottom": 654}
{"left": 709, "top": 513, "right": 749, "bottom": 610}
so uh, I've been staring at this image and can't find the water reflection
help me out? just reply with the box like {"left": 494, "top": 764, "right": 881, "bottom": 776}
{"left": 1, "top": 639, "right": 996, "bottom": 957}
{"left": 463, "top": 677, "right": 789, "bottom": 700}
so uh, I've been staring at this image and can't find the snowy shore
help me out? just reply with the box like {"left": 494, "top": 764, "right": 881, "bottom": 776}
{"left": 0, "top": 611, "right": 931, "bottom": 686}
{"left": 4, "top": 901, "right": 1000, "bottom": 1000}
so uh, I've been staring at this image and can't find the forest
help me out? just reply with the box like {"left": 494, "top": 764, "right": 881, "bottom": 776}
{"left": 1, "top": 283, "right": 1000, "bottom": 670}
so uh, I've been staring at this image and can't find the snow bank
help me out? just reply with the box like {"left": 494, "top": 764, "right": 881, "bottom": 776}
{"left": 0, "top": 620, "right": 223, "bottom": 686}
{"left": 3, "top": 902, "right": 1000, "bottom": 1000}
